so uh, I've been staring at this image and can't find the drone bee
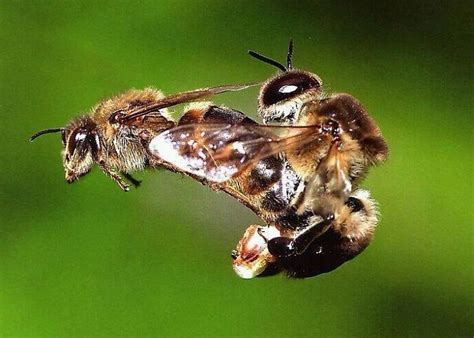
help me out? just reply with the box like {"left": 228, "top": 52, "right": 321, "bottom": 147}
{"left": 149, "top": 41, "right": 388, "bottom": 278}
{"left": 29, "top": 84, "right": 253, "bottom": 191}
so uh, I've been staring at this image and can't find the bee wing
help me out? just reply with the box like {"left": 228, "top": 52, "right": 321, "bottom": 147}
{"left": 296, "top": 141, "right": 353, "bottom": 214}
{"left": 149, "top": 122, "right": 320, "bottom": 183}
{"left": 118, "top": 84, "right": 257, "bottom": 123}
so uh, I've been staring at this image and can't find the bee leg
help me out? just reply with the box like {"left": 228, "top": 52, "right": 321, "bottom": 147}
{"left": 99, "top": 164, "right": 130, "bottom": 192}
{"left": 123, "top": 173, "right": 142, "bottom": 188}
{"left": 267, "top": 214, "right": 334, "bottom": 258}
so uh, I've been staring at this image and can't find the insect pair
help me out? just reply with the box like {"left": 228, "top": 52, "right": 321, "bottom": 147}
{"left": 31, "top": 41, "right": 388, "bottom": 278}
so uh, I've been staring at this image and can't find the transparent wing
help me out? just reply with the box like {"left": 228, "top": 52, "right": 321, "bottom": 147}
{"left": 297, "top": 140, "right": 353, "bottom": 214}
{"left": 117, "top": 84, "right": 257, "bottom": 124}
{"left": 149, "top": 122, "right": 321, "bottom": 183}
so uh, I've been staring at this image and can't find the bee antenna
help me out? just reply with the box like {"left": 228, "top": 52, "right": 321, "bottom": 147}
{"left": 29, "top": 128, "right": 64, "bottom": 142}
{"left": 287, "top": 39, "right": 294, "bottom": 69}
{"left": 248, "top": 50, "right": 287, "bottom": 72}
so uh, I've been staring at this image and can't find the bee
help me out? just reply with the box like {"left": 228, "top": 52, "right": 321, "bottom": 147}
{"left": 29, "top": 84, "right": 254, "bottom": 191}
{"left": 148, "top": 40, "right": 388, "bottom": 278}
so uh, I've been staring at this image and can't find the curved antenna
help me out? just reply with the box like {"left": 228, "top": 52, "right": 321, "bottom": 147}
{"left": 287, "top": 39, "right": 294, "bottom": 69}
{"left": 30, "top": 128, "right": 63, "bottom": 142}
{"left": 248, "top": 50, "right": 287, "bottom": 72}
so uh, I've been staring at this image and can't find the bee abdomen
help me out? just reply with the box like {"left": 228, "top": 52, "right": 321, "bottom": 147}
{"left": 245, "top": 156, "right": 282, "bottom": 195}
{"left": 259, "top": 161, "right": 300, "bottom": 216}
{"left": 179, "top": 105, "right": 256, "bottom": 125}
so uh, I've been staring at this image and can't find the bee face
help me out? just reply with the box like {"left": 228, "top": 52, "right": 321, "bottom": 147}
{"left": 258, "top": 70, "right": 322, "bottom": 124}
{"left": 61, "top": 117, "right": 99, "bottom": 183}
{"left": 248, "top": 41, "right": 323, "bottom": 124}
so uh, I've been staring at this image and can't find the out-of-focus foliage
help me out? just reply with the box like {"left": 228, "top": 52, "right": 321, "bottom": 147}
{"left": 0, "top": 1, "right": 472, "bottom": 336}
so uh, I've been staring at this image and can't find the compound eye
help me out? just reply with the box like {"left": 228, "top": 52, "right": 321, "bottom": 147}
{"left": 67, "top": 128, "right": 88, "bottom": 155}
{"left": 261, "top": 72, "right": 321, "bottom": 106}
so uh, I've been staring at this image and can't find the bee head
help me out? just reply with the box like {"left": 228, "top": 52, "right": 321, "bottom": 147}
{"left": 30, "top": 116, "right": 100, "bottom": 183}
{"left": 249, "top": 40, "right": 322, "bottom": 124}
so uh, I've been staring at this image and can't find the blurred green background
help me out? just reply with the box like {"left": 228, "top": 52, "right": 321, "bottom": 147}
{"left": 1, "top": 1, "right": 472, "bottom": 337}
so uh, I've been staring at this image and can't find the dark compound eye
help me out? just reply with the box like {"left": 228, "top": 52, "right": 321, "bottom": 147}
{"left": 261, "top": 72, "right": 321, "bottom": 106}
{"left": 346, "top": 197, "right": 364, "bottom": 213}
{"left": 67, "top": 128, "right": 88, "bottom": 155}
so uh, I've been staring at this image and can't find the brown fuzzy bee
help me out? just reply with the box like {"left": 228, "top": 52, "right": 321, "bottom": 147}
{"left": 149, "top": 41, "right": 388, "bottom": 278}
{"left": 30, "top": 84, "right": 253, "bottom": 191}
{"left": 31, "top": 41, "right": 388, "bottom": 279}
